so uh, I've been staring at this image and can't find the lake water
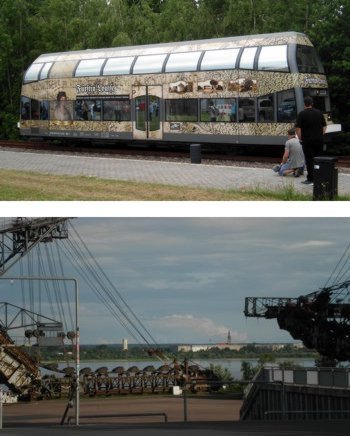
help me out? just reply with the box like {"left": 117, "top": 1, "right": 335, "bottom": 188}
{"left": 48, "top": 357, "right": 317, "bottom": 379}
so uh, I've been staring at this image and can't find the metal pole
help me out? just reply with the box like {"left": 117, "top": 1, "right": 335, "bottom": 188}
{"left": 75, "top": 278, "right": 79, "bottom": 426}
{"left": 0, "top": 388, "right": 3, "bottom": 429}
{"left": 183, "top": 358, "right": 188, "bottom": 422}
{"left": 0, "top": 276, "right": 79, "bottom": 426}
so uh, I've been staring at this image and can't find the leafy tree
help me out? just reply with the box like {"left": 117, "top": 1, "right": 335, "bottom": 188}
{"left": 310, "top": 0, "right": 350, "bottom": 131}
{"left": 0, "top": 0, "right": 349, "bottom": 141}
{"left": 157, "top": 0, "right": 199, "bottom": 41}
{"left": 241, "top": 360, "right": 256, "bottom": 380}
{"left": 209, "top": 363, "right": 234, "bottom": 382}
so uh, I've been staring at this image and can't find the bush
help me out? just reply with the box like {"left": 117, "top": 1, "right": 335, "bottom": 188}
{"left": 0, "top": 111, "right": 20, "bottom": 140}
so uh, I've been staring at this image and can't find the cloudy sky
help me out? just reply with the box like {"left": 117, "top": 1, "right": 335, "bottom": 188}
{"left": 1, "top": 216, "right": 350, "bottom": 345}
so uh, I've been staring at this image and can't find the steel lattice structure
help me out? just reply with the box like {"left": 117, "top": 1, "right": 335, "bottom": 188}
{"left": 0, "top": 218, "right": 69, "bottom": 275}
{"left": 245, "top": 280, "right": 350, "bottom": 363}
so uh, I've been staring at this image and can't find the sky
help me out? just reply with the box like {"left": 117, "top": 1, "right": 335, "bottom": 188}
{"left": 1, "top": 216, "right": 350, "bottom": 346}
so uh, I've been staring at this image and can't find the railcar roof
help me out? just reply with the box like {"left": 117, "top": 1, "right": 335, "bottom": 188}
{"left": 35, "top": 31, "right": 309, "bottom": 63}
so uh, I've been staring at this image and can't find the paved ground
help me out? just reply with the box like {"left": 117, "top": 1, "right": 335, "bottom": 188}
{"left": 1, "top": 149, "right": 349, "bottom": 196}
{"left": 1, "top": 396, "right": 349, "bottom": 435}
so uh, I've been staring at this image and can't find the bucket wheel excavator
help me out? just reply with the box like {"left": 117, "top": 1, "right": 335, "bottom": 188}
{"left": 244, "top": 279, "right": 350, "bottom": 366}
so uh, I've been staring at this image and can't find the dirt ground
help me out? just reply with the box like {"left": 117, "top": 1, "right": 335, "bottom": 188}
{"left": 3, "top": 394, "right": 242, "bottom": 427}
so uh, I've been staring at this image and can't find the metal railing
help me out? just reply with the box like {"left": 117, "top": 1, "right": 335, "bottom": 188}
{"left": 67, "top": 412, "right": 168, "bottom": 425}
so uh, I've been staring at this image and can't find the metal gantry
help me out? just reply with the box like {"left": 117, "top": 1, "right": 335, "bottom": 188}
{"left": 0, "top": 218, "right": 69, "bottom": 276}
{"left": 244, "top": 281, "right": 350, "bottom": 363}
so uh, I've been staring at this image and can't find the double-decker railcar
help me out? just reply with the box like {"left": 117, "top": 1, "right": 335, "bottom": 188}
{"left": 19, "top": 32, "right": 341, "bottom": 149}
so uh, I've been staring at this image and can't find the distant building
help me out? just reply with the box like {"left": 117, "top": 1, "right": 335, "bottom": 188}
{"left": 178, "top": 343, "right": 244, "bottom": 352}
{"left": 177, "top": 342, "right": 303, "bottom": 353}
{"left": 122, "top": 338, "right": 128, "bottom": 351}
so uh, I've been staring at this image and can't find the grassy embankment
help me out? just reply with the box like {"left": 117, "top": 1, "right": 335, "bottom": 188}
{"left": 0, "top": 168, "right": 327, "bottom": 201}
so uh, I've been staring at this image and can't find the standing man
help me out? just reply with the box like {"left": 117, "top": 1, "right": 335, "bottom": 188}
{"left": 295, "top": 96, "right": 327, "bottom": 185}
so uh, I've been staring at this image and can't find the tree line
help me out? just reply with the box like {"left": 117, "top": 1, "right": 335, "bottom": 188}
{"left": 34, "top": 342, "right": 317, "bottom": 362}
{"left": 0, "top": 0, "right": 349, "bottom": 144}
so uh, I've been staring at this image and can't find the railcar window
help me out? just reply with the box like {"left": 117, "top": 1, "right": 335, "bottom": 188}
{"left": 239, "top": 47, "right": 257, "bottom": 70}
{"left": 40, "top": 101, "right": 49, "bottom": 120}
{"left": 21, "top": 98, "right": 46, "bottom": 120}
{"left": 133, "top": 54, "right": 167, "bottom": 74}
{"left": 200, "top": 98, "right": 237, "bottom": 122}
{"left": 39, "top": 63, "right": 53, "bottom": 80}
{"left": 30, "top": 99, "right": 40, "bottom": 120}
{"left": 257, "top": 95, "right": 274, "bottom": 122}
{"left": 200, "top": 48, "right": 240, "bottom": 71}
{"left": 24, "top": 63, "right": 44, "bottom": 82}
{"left": 296, "top": 45, "right": 324, "bottom": 74}
{"left": 102, "top": 99, "right": 131, "bottom": 121}
{"left": 103, "top": 57, "right": 134, "bottom": 75}
{"left": 277, "top": 90, "right": 296, "bottom": 122}
{"left": 50, "top": 99, "right": 74, "bottom": 121}
{"left": 165, "top": 99, "right": 198, "bottom": 122}
{"left": 21, "top": 96, "right": 31, "bottom": 119}
{"left": 165, "top": 52, "right": 202, "bottom": 73}
{"left": 49, "top": 60, "right": 77, "bottom": 79}
{"left": 149, "top": 96, "right": 160, "bottom": 131}
{"left": 258, "top": 45, "right": 288, "bottom": 71}
{"left": 75, "top": 59, "right": 105, "bottom": 77}
{"left": 303, "top": 89, "right": 327, "bottom": 112}
{"left": 238, "top": 98, "right": 256, "bottom": 122}
{"left": 74, "top": 99, "right": 101, "bottom": 120}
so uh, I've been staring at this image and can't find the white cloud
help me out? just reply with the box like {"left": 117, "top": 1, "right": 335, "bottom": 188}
{"left": 287, "top": 240, "right": 334, "bottom": 250}
{"left": 150, "top": 314, "right": 247, "bottom": 343}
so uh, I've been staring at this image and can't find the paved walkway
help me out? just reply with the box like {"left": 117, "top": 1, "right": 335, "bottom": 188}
{"left": 1, "top": 149, "right": 350, "bottom": 196}
{"left": 1, "top": 396, "right": 349, "bottom": 435}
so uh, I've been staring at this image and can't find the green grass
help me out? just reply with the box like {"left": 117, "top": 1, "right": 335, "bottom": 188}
{"left": 0, "top": 167, "right": 346, "bottom": 201}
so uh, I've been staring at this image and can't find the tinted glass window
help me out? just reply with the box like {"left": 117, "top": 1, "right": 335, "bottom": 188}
{"left": 165, "top": 52, "right": 201, "bottom": 72}
{"left": 21, "top": 98, "right": 49, "bottom": 120}
{"left": 30, "top": 99, "right": 40, "bottom": 119}
{"left": 75, "top": 59, "right": 105, "bottom": 77}
{"left": 74, "top": 99, "right": 101, "bottom": 120}
{"left": 51, "top": 98, "right": 74, "bottom": 121}
{"left": 102, "top": 99, "right": 131, "bottom": 121}
{"left": 296, "top": 45, "right": 324, "bottom": 74}
{"left": 200, "top": 49, "right": 240, "bottom": 70}
{"left": 200, "top": 98, "right": 237, "bottom": 122}
{"left": 303, "top": 89, "right": 327, "bottom": 112}
{"left": 49, "top": 60, "right": 77, "bottom": 79}
{"left": 149, "top": 96, "right": 160, "bottom": 131}
{"left": 133, "top": 54, "right": 167, "bottom": 74}
{"left": 40, "top": 63, "right": 53, "bottom": 80}
{"left": 238, "top": 98, "right": 255, "bottom": 122}
{"left": 24, "top": 63, "right": 44, "bottom": 82}
{"left": 258, "top": 45, "right": 288, "bottom": 71}
{"left": 258, "top": 95, "right": 274, "bottom": 122}
{"left": 103, "top": 57, "right": 134, "bottom": 75}
{"left": 165, "top": 99, "right": 198, "bottom": 121}
{"left": 277, "top": 89, "right": 296, "bottom": 122}
{"left": 239, "top": 47, "right": 257, "bottom": 69}
{"left": 21, "top": 96, "right": 31, "bottom": 119}
{"left": 40, "top": 101, "right": 49, "bottom": 120}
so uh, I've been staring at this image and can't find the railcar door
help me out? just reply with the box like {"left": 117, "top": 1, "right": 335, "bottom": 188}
{"left": 133, "top": 85, "right": 162, "bottom": 141}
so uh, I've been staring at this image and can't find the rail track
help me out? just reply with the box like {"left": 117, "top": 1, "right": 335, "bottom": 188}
{"left": 1, "top": 139, "right": 349, "bottom": 168}
{"left": 0, "top": 139, "right": 280, "bottom": 166}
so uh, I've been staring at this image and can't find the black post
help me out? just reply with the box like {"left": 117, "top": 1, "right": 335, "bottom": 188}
{"left": 190, "top": 144, "right": 201, "bottom": 164}
{"left": 313, "top": 156, "right": 338, "bottom": 200}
